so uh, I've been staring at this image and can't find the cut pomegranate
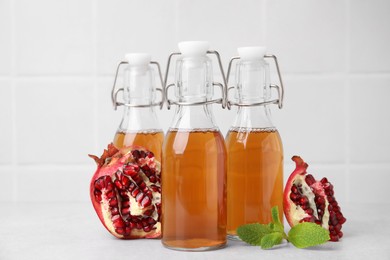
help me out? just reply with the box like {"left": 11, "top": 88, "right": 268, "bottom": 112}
{"left": 89, "top": 144, "right": 161, "bottom": 239}
{"left": 284, "top": 156, "right": 346, "bottom": 242}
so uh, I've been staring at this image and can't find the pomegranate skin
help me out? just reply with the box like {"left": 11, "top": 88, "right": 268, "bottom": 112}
{"left": 283, "top": 156, "right": 346, "bottom": 242}
{"left": 89, "top": 144, "right": 161, "bottom": 239}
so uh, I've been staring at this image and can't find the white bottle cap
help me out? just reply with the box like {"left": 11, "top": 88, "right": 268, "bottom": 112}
{"left": 178, "top": 41, "right": 210, "bottom": 57}
{"left": 237, "top": 46, "right": 267, "bottom": 61}
{"left": 124, "top": 53, "right": 151, "bottom": 67}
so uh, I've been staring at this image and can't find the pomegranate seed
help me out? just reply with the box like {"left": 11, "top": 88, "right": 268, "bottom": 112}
{"left": 316, "top": 196, "right": 325, "bottom": 204}
{"left": 143, "top": 226, "right": 152, "bottom": 232}
{"left": 94, "top": 192, "right": 102, "bottom": 202}
{"left": 151, "top": 185, "right": 161, "bottom": 193}
{"left": 109, "top": 197, "right": 118, "bottom": 207}
{"left": 136, "top": 192, "right": 145, "bottom": 203}
{"left": 122, "top": 207, "right": 130, "bottom": 215}
{"left": 123, "top": 164, "right": 139, "bottom": 177}
{"left": 113, "top": 217, "right": 125, "bottom": 228}
{"left": 299, "top": 197, "right": 308, "bottom": 205}
{"left": 121, "top": 176, "right": 130, "bottom": 188}
{"left": 114, "top": 180, "right": 123, "bottom": 190}
{"left": 131, "top": 188, "right": 140, "bottom": 197}
{"left": 106, "top": 190, "right": 116, "bottom": 199}
{"left": 330, "top": 234, "right": 339, "bottom": 242}
{"left": 111, "top": 207, "right": 119, "bottom": 216}
{"left": 305, "top": 208, "right": 314, "bottom": 215}
{"left": 132, "top": 150, "right": 140, "bottom": 160}
{"left": 94, "top": 178, "right": 104, "bottom": 190}
{"left": 122, "top": 200, "right": 130, "bottom": 208}
{"left": 334, "top": 224, "right": 341, "bottom": 232}
{"left": 147, "top": 217, "right": 157, "bottom": 225}
{"left": 301, "top": 203, "right": 309, "bottom": 210}
{"left": 147, "top": 151, "right": 154, "bottom": 158}
{"left": 141, "top": 196, "right": 152, "bottom": 207}
{"left": 104, "top": 176, "right": 112, "bottom": 186}
{"left": 338, "top": 217, "right": 347, "bottom": 224}
{"left": 143, "top": 209, "right": 154, "bottom": 216}
{"left": 149, "top": 176, "right": 157, "bottom": 183}
{"left": 305, "top": 174, "right": 316, "bottom": 186}
{"left": 338, "top": 231, "right": 343, "bottom": 238}
{"left": 291, "top": 185, "right": 298, "bottom": 194}
{"left": 116, "top": 227, "right": 125, "bottom": 235}
{"left": 320, "top": 177, "right": 328, "bottom": 184}
{"left": 136, "top": 223, "right": 143, "bottom": 229}
{"left": 139, "top": 151, "right": 146, "bottom": 158}
{"left": 130, "top": 222, "right": 137, "bottom": 229}
{"left": 290, "top": 193, "right": 299, "bottom": 201}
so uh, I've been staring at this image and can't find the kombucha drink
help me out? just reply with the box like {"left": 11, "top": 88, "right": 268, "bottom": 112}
{"left": 113, "top": 130, "right": 164, "bottom": 161}
{"left": 162, "top": 129, "right": 227, "bottom": 250}
{"left": 226, "top": 127, "right": 283, "bottom": 237}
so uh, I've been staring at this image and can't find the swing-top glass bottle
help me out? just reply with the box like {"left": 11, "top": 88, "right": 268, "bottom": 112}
{"left": 225, "top": 47, "right": 285, "bottom": 239}
{"left": 111, "top": 53, "right": 164, "bottom": 161}
{"left": 161, "top": 41, "right": 227, "bottom": 251}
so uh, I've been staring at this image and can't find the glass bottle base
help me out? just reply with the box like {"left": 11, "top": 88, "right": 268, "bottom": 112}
{"left": 162, "top": 240, "right": 226, "bottom": 252}
{"left": 227, "top": 234, "right": 241, "bottom": 241}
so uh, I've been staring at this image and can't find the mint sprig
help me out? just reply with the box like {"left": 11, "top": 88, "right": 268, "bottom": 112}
{"left": 237, "top": 206, "right": 330, "bottom": 249}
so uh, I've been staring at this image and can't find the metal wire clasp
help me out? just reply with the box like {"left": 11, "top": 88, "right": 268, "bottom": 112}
{"left": 163, "top": 50, "right": 228, "bottom": 110}
{"left": 226, "top": 54, "right": 284, "bottom": 109}
{"left": 111, "top": 61, "right": 165, "bottom": 110}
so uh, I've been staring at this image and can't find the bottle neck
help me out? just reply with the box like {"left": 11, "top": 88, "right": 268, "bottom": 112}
{"left": 169, "top": 105, "right": 219, "bottom": 131}
{"left": 118, "top": 106, "right": 162, "bottom": 133}
{"left": 230, "top": 105, "right": 274, "bottom": 130}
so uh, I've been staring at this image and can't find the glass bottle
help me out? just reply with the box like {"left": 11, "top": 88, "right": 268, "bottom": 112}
{"left": 161, "top": 41, "right": 227, "bottom": 251}
{"left": 111, "top": 53, "right": 164, "bottom": 161}
{"left": 225, "top": 47, "right": 284, "bottom": 239}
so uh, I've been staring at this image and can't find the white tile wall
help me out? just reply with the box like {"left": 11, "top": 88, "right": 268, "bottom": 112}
{"left": 349, "top": 75, "right": 390, "bottom": 163}
{"left": 266, "top": 0, "right": 347, "bottom": 73}
{"left": 0, "top": 80, "right": 13, "bottom": 164}
{"left": 15, "top": 0, "right": 95, "bottom": 75}
{"left": 14, "top": 78, "right": 96, "bottom": 164}
{"left": 350, "top": 0, "right": 390, "bottom": 72}
{"left": 0, "top": 0, "right": 11, "bottom": 75}
{"left": 0, "top": 0, "right": 389, "bottom": 204}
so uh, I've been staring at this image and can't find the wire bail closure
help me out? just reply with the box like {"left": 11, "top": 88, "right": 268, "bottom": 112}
{"left": 226, "top": 54, "right": 284, "bottom": 110}
{"left": 111, "top": 61, "right": 165, "bottom": 110}
{"left": 164, "top": 50, "right": 228, "bottom": 110}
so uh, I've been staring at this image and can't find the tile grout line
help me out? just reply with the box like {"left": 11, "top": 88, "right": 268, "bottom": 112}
{"left": 262, "top": 0, "right": 267, "bottom": 45}
{"left": 92, "top": 0, "right": 99, "bottom": 152}
{"left": 9, "top": 0, "right": 18, "bottom": 202}
{"left": 345, "top": 0, "right": 351, "bottom": 204}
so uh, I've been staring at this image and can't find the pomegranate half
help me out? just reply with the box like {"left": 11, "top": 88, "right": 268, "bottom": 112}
{"left": 89, "top": 144, "right": 161, "bottom": 239}
{"left": 284, "top": 156, "right": 346, "bottom": 241}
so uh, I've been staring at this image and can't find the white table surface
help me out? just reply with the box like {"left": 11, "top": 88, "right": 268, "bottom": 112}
{"left": 0, "top": 202, "right": 389, "bottom": 260}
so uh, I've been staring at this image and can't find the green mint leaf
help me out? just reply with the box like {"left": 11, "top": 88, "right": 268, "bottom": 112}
{"left": 288, "top": 222, "right": 330, "bottom": 249}
{"left": 271, "top": 206, "right": 281, "bottom": 224}
{"left": 270, "top": 206, "right": 284, "bottom": 233}
{"left": 260, "top": 232, "right": 284, "bottom": 249}
{"left": 237, "top": 223, "right": 273, "bottom": 246}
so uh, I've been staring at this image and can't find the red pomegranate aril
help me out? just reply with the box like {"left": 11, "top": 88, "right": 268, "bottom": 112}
{"left": 284, "top": 156, "right": 346, "bottom": 242}
{"left": 136, "top": 192, "right": 144, "bottom": 203}
{"left": 141, "top": 196, "right": 151, "bottom": 207}
{"left": 305, "top": 174, "right": 316, "bottom": 186}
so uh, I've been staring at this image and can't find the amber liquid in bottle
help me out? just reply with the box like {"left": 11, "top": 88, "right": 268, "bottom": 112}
{"left": 162, "top": 129, "right": 227, "bottom": 250}
{"left": 113, "top": 131, "right": 164, "bottom": 161}
{"left": 226, "top": 128, "right": 283, "bottom": 237}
